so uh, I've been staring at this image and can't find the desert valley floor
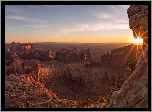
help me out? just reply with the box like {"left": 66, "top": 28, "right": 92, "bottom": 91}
{"left": 5, "top": 42, "right": 143, "bottom": 108}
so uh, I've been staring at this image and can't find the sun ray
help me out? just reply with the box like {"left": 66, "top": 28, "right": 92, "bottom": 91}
{"left": 140, "top": 48, "right": 147, "bottom": 63}
{"left": 138, "top": 44, "right": 143, "bottom": 51}
{"left": 136, "top": 45, "right": 138, "bottom": 60}
{"left": 119, "top": 45, "right": 135, "bottom": 68}
{"left": 139, "top": 44, "right": 143, "bottom": 49}
{"left": 139, "top": 29, "right": 148, "bottom": 38}
{"left": 143, "top": 41, "right": 148, "bottom": 46}
{"left": 133, "top": 37, "right": 143, "bottom": 44}
{"left": 138, "top": 19, "right": 143, "bottom": 37}
{"left": 139, "top": 25, "right": 141, "bottom": 36}
{"left": 132, "top": 27, "right": 138, "bottom": 38}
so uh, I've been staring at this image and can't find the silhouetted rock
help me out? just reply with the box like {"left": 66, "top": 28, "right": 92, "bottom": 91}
{"left": 18, "top": 50, "right": 53, "bottom": 61}
{"left": 101, "top": 44, "right": 140, "bottom": 69}
{"left": 55, "top": 48, "right": 91, "bottom": 62}
{"left": 127, "top": 5, "right": 148, "bottom": 49}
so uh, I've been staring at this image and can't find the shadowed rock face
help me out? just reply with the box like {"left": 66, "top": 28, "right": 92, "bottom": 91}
{"left": 18, "top": 50, "right": 53, "bottom": 61}
{"left": 55, "top": 48, "right": 91, "bottom": 63}
{"left": 101, "top": 44, "right": 140, "bottom": 69}
{"left": 106, "top": 5, "right": 148, "bottom": 108}
{"left": 127, "top": 5, "right": 148, "bottom": 49}
{"left": 106, "top": 47, "right": 148, "bottom": 108}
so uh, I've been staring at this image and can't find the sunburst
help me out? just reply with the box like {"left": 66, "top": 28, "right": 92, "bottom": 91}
{"left": 133, "top": 37, "right": 143, "bottom": 44}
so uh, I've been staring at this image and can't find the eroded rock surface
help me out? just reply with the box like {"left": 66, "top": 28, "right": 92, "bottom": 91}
{"left": 127, "top": 5, "right": 148, "bottom": 49}
{"left": 106, "top": 47, "right": 148, "bottom": 108}
{"left": 106, "top": 5, "right": 148, "bottom": 108}
{"left": 18, "top": 50, "right": 53, "bottom": 61}
{"left": 5, "top": 74, "right": 79, "bottom": 108}
{"left": 101, "top": 44, "right": 140, "bottom": 69}
{"left": 55, "top": 48, "right": 91, "bottom": 63}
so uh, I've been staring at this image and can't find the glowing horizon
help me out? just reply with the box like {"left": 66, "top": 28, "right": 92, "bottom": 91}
{"left": 5, "top": 5, "right": 136, "bottom": 44}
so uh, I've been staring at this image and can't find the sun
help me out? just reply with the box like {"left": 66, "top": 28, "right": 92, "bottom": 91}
{"left": 133, "top": 37, "right": 143, "bottom": 44}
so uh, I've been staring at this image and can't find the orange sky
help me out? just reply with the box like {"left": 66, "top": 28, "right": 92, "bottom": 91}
{"left": 5, "top": 29, "right": 135, "bottom": 43}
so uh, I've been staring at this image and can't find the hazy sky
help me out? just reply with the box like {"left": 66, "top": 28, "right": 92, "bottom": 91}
{"left": 5, "top": 5, "right": 135, "bottom": 43}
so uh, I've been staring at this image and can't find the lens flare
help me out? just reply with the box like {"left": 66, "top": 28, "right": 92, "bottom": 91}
{"left": 133, "top": 37, "right": 143, "bottom": 44}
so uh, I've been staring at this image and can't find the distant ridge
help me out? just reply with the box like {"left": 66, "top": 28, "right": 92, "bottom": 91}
{"left": 34, "top": 42, "right": 80, "bottom": 44}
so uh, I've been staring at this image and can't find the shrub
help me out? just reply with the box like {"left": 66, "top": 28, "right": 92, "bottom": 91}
{"left": 76, "top": 99, "right": 91, "bottom": 108}
{"left": 97, "top": 95, "right": 110, "bottom": 104}
{"left": 26, "top": 101, "right": 33, "bottom": 108}
{"left": 126, "top": 58, "right": 137, "bottom": 73}
{"left": 15, "top": 102, "right": 25, "bottom": 108}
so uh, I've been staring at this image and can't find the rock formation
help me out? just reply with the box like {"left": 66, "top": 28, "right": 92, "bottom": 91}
{"left": 101, "top": 44, "right": 140, "bottom": 69}
{"left": 106, "top": 5, "right": 148, "bottom": 108}
{"left": 60, "top": 64, "right": 85, "bottom": 87}
{"left": 18, "top": 50, "right": 53, "bottom": 61}
{"left": 5, "top": 73, "right": 79, "bottom": 108}
{"left": 86, "top": 59, "right": 101, "bottom": 68}
{"left": 127, "top": 5, "right": 148, "bottom": 49}
{"left": 6, "top": 42, "right": 53, "bottom": 62}
{"left": 5, "top": 59, "right": 40, "bottom": 81}
{"left": 8, "top": 42, "right": 34, "bottom": 53}
{"left": 5, "top": 52, "right": 19, "bottom": 66}
{"left": 55, "top": 48, "right": 91, "bottom": 63}
{"left": 107, "top": 47, "right": 148, "bottom": 108}
{"left": 60, "top": 64, "right": 72, "bottom": 80}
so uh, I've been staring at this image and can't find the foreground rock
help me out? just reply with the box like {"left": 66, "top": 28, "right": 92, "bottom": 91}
{"left": 5, "top": 73, "right": 107, "bottom": 108}
{"left": 106, "top": 5, "right": 148, "bottom": 108}
{"left": 5, "top": 73, "right": 80, "bottom": 108}
{"left": 106, "top": 47, "right": 148, "bottom": 108}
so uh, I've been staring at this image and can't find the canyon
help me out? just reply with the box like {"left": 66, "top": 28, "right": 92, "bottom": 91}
{"left": 4, "top": 5, "right": 149, "bottom": 108}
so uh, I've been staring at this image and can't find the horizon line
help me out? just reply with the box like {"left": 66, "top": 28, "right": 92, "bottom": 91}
{"left": 5, "top": 42, "right": 135, "bottom": 44}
